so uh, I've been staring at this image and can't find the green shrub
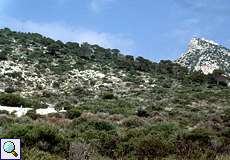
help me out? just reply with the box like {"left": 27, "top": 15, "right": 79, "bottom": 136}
{"left": 219, "top": 81, "right": 227, "bottom": 86}
{"left": 1, "top": 123, "right": 69, "bottom": 156}
{"left": 58, "top": 77, "right": 65, "bottom": 82}
{"left": 15, "top": 116, "right": 34, "bottom": 125}
{"left": 146, "top": 105, "right": 163, "bottom": 111}
{"left": 137, "top": 107, "right": 150, "bottom": 117}
{"left": 102, "top": 92, "right": 116, "bottom": 99}
{"left": 54, "top": 101, "right": 75, "bottom": 111}
{"left": 191, "top": 107, "right": 201, "bottom": 112}
{"left": 110, "top": 108, "right": 124, "bottom": 114}
{"left": 53, "top": 82, "right": 60, "bottom": 88}
{"left": 32, "top": 100, "right": 49, "bottom": 110}
{"left": 81, "top": 129, "right": 102, "bottom": 140}
{"left": 115, "top": 99, "right": 131, "bottom": 109}
{"left": 221, "top": 127, "right": 230, "bottom": 138}
{"left": 4, "top": 71, "right": 23, "bottom": 79}
{"left": 89, "top": 120, "right": 114, "bottom": 131}
{"left": 66, "top": 109, "right": 81, "bottom": 119}
{"left": 159, "top": 76, "right": 165, "bottom": 79}
{"left": 90, "top": 80, "right": 96, "bottom": 86}
{"left": 66, "top": 117, "right": 88, "bottom": 129}
{"left": 162, "top": 83, "right": 171, "bottom": 88}
{"left": 0, "top": 93, "right": 33, "bottom": 107}
{"left": 42, "top": 91, "right": 52, "bottom": 98}
{"left": 21, "top": 147, "right": 65, "bottom": 160}
{"left": 0, "top": 50, "right": 7, "bottom": 60}
{"left": 183, "top": 128, "right": 210, "bottom": 146}
{"left": 76, "top": 104, "right": 91, "bottom": 111}
{"left": 25, "top": 109, "right": 41, "bottom": 120}
{"left": 195, "top": 87, "right": 203, "bottom": 92}
{"left": 69, "top": 141, "right": 102, "bottom": 160}
{"left": 146, "top": 122, "right": 181, "bottom": 138}
{"left": 0, "top": 116, "right": 15, "bottom": 126}
{"left": 96, "top": 135, "right": 126, "bottom": 158}
{"left": 122, "top": 76, "right": 132, "bottom": 82}
{"left": 71, "top": 86, "right": 85, "bottom": 96}
{"left": 133, "top": 135, "right": 176, "bottom": 159}
{"left": 37, "top": 84, "right": 43, "bottom": 90}
{"left": 5, "top": 87, "right": 16, "bottom": 93}
{"left": 122, "top": 115, "right": 145, "bottom": 128}
{"left": 0, "top": 110, "right": 9, "bottom": 115}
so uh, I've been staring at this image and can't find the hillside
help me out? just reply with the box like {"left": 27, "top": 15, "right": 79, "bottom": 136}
{"left": 174, "top": 37, "right": 230, "bottom": 76}
{"left": 0, "top": 28, "right": 230, "bottom": 160}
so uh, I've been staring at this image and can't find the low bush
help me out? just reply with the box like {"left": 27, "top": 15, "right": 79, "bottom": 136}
{"left": 89, "top": 120, "right": 115, "bottom": 131}
{"left": 53, "top": 82, "right": 60, "bottom": 88}
{"left": 0, "top": 50, "right": 7, "bottom": 60}
{"left": 32, "top": 100, "right": 49, "bottom": 110}
{"left": 0, "top": 93, "right": 33, "bottom": 107}
{"left": 66, "top": 109, "right": 81, "bottom": 119}
{"left": 162, "top": 83, "right": 171, "bottom": 88}
{"left": 137, "top": 107, "right": 150, "bottom": 117}
{"left": 146, "top": 105, "right": 163, "bottom": 111}
{"left": 102, "top": 92, "right": 117, "bottom": 100}
{"left": 122, "top": 115, "right": 146, "bottom": 128}
{"left": 5, "top": 87, "right": 16, "bottom": 93}
{"left": 66, "top": 117, "right": 87, "bottom": 130}
{"left": 133, "top": 135, "right": 176, "bottom": 159}
{"left": 183, "top": 128, "right": 210, "bottom": 146}
{"left": 221, "top": 127, "right": 230, "bottom": 139}
{"left": 15, "top": 116, "right": 35, "bottom": 125}
{"left": 122, "top": 76, "right": 132, "bottom": 82}
{"left": 37, "top": 84, "right": 43, "bottom": 90}
{"left": 4, "top": 71, "right": 23, "bottom": 79}
{"left": 191, "top": 107, "right": 202, "bottom": 112}
{"left": 42, "top": 91, "right": 52, "bottom": 98}
{"left": 90, "top": 80, "right": 96, "bottom": 86}
{"left": 25, "top": 109, "right": 42, "bottom": 120}
{"left": 0, "top": 115, "right": 15, "bottom": 126}
{"left": 1, "top": 123, "right": 69, "bottom": 157}
{"left": 69, "top": 141, "right": 101, "bottom": 160}
{"left": 220, "top": 108, "right": 230, "bottom": 123}
{"left": 71, "top": 86, "right": 85, "bottom": 96}
{"left": 0, "top": 110, "right": 9, "bottom": 115}
{"left": 110, "top": 108, "right": 124, "bottom": 114}
{"left": 54, "top": 101, "right": 74, "bottom": 111}
{"left": 146, "top": 122, "right": 181, "bottom": 138}
{"left": 21, "top": 147, "right": 65, "bottom": 160}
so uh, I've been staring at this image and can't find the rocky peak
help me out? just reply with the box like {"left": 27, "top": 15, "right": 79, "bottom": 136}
{"left": 187, "top": 37, "right": 201, "bottom": 51}
{"left": 174, "top": 37, "right": 230, "bottom": 77}
{"left": 187, "top": 37, "right": 219, "bottom": 51}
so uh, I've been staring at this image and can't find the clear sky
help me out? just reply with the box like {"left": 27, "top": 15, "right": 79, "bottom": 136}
{"left": 0, "top": 0, "right": 230, "bottom": 62}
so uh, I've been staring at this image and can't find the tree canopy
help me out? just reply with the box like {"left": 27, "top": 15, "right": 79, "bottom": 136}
{"left": 47, "top": 43, "right": 61, "bottom": 55}
{"left": 212, "top": 69, "right": 225, "bottom": 85}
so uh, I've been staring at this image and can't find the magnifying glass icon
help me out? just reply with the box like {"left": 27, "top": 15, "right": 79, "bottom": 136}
{"left": 3, "top": 141, "right": 18, "bottom": 157}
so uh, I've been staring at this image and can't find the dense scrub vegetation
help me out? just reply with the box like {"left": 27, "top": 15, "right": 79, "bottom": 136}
{"left": 0, "top": 28, "right": 230, "bottom": 159}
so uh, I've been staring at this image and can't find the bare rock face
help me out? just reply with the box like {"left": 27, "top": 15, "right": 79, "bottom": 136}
{"left": 187, "top": 38, "right": 202, "bottom": 51}
{"left": 174, "top": 37, "right": 230, "bottom": 78}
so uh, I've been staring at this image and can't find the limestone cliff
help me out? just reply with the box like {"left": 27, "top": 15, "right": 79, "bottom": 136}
{"left": 174, "top": 37, "right": 230, "bottom": 76}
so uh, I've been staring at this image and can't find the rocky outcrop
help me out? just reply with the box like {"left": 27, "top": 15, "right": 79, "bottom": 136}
{"left": 174, "top": 37, "right": 230, "bottom": 76}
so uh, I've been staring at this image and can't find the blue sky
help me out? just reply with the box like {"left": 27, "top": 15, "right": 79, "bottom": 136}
{"left": 1, "top": 0, "right": 230, "bottom": 62}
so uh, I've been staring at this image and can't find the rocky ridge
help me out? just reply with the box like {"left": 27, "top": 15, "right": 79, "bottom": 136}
{"left": 174, "top": 37, "right": 230, "bottom": 76}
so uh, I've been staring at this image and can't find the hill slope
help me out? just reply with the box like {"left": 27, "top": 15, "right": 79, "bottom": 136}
{"left": 0, "top": 28, "right": 230, "bottom": 159}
